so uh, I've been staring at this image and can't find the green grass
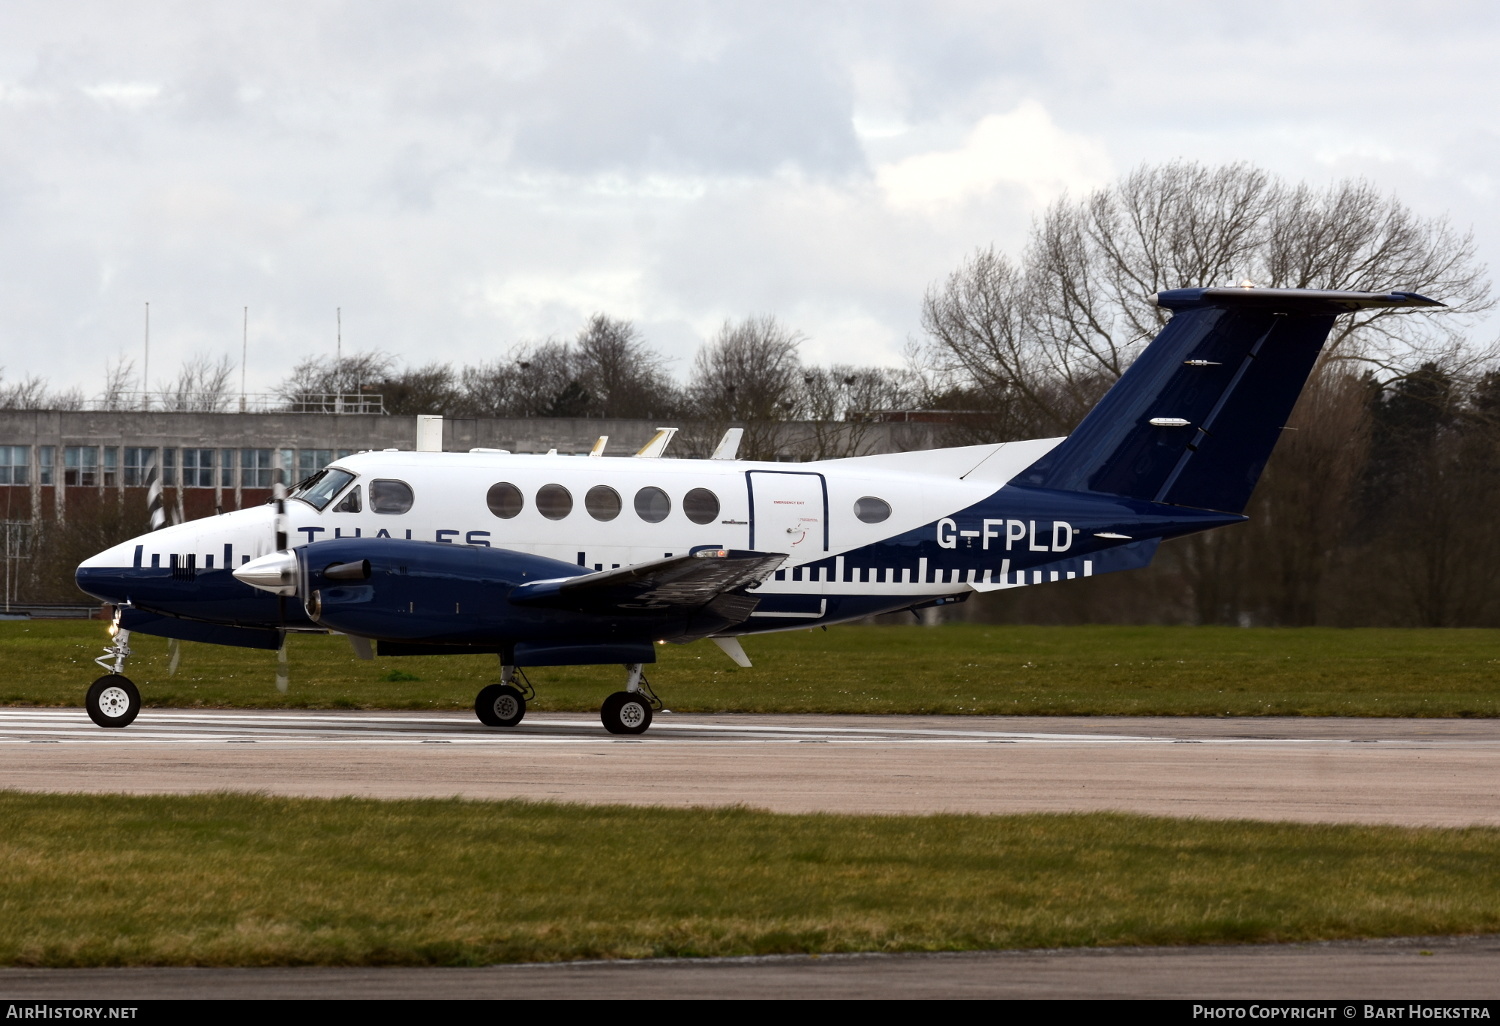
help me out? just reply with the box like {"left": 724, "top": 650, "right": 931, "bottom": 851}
{"left": 2, "top": 792, "right": 1498, "bottom": 966}
{"left": 5, "top": 620, "right": 1500, "bottom": 717}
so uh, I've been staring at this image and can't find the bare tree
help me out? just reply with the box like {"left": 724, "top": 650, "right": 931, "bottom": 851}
{"left": 688, "top": 316, "right": 805, "bottom": 460}
{"left": 0, "top": 372, "right": 57, "bottom": 410}
{"left": 572, "top": 314, "right": 679, "bottom": 418}
{"left": 922, "top": 161, "right": 1494, "bottom": 438}
{"left": 162, "top": 354, "right": 236, "bottom": 412}
{"left": 99, "top": 358, "right": 138, "bottom": 411}
{"left": 378, "top": 363, "right": 463, "bottom": 416}
{"left": 795, "top": 365, "right": 923, "bottom": 459}
{"left": 278, "top": 352, "right": 397, "bottom": 410}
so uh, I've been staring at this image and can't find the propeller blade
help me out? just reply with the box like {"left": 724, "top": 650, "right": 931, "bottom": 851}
{"left": 275, "top": 643, "right": 289, "bottom": 694}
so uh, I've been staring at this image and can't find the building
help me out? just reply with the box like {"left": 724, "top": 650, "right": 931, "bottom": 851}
{"left": 0, "top": 408, "right": 946, "bottom": 523}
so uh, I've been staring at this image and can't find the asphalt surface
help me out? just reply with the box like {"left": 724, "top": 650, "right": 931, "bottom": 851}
{"left": 5, "top": 708, "right": 1498, "bottom": 999}
{"left": 2, "top": 935, "right": 1497, "bottom": 999}
{"left": 2, "top": 709, "right": 1498, "bottom": 825}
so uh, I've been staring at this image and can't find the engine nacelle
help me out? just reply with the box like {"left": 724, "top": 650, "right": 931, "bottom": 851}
{"left": 254, "top": 537, "right": 748, "bottom": 653}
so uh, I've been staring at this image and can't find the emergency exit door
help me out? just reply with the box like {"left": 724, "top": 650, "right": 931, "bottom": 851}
{"left": 747, "top": 471, "right": 828, "bottom": 554}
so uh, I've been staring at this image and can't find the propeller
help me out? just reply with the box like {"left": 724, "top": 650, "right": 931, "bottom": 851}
{"left": 145, "top": 453, "right": 183, "bottom": 677}
{"left": 272, "top": 449, "right": 290, "bottom": 693}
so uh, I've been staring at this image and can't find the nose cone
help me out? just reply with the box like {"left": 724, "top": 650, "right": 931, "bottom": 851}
{"left": 75, "top": 538, "right": 145, "bottom": 602}
{"left": 234, "top": 551, "right": 300, "bottom": 596}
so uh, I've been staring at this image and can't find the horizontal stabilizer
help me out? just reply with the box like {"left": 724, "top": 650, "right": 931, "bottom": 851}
{"left": 1015, "top": 287, "right": 1441, "bottom": 514}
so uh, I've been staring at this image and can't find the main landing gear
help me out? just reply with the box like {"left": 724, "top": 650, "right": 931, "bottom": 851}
{"left": 87, "top": 625, "right": 141, "bottom": 728}
{"left": 474, "top": 664, "right": 534, "bottom": 727}
{"left": 600, "top": 663, "right": 660, "bottom": 736}
{"left": 470, "top": 661, "right": 663, "bottom": 735}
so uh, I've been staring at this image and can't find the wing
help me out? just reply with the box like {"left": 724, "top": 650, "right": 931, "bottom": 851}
{"left": 509, "top": 548, "right": 785, "bottom": 615}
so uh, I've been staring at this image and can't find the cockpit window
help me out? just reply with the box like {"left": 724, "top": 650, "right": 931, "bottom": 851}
{"left": 289, "top": 468, "right": 356, "bottom": 511}
{"left": 370, "top": 479, "right": 415, "bottom": 514}
{"left": 332, "top": 485, "right": 362, "bottom": 513}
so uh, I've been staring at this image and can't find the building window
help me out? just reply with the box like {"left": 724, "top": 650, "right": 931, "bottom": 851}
{"left": 162, "top": 447, "right": 177, "bottom": 486}
{"left": 220, "top": 449, "right": 236, "bottom": 488}
{"left": 298, "top": 449, "right": 334, "bottom": 481}
{"left": 64, "top": 446, "right": 99, "bottom": 487}
{"left": 241, "top": 449, "right": 274, "bottom": 489}
{"left": 38, "top": 447, "right": 53, "bottom": 486}
{"left": 102, "top": 447, "right": 118, "bottom": 487}
{"left": 182, "top": 449, "right": 215, "bottom": 488}
{"left": 124, "top": 448, "right": 154, "bottom": 486}
{"left": 0, "top": 447, "right": 29, "bottom": 485}
{"left": 279, "top": 448, "right": 295, "bottom": 486}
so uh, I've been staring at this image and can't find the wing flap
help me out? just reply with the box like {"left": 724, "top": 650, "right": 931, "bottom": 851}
{"left": 510, "top": 549, "right": 785, "bottom": 613}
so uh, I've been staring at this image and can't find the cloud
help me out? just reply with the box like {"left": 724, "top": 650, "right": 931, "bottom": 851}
{"left": 875, "top": 101, "right": 1111, "bottom": 211}
{"left": 0, "top": 1, "right": 1497, "bottom": 394}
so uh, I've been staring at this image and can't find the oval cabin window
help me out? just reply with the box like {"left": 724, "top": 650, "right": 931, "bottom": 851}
{"left": 537, "top": 483, "right": 573, "bottom": 520}
{"left": 369, "top": 479, "right": 414, "bottom": 515}
{"left": 634, "top": 486, "right": 671, "bottom": 523}
{"left": 487, "top": 482, "right": 524, "bottom": 519}
{"left": 854, "top": 496, "right": 891, "bottom": 524}
{"left": 585, "top": 485, "right": 622, "bottom": 521}
{"left": 683, "top": 487, "right": 720, "bottom": 525}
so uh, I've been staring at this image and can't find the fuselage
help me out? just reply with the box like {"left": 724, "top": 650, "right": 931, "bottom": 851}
{"left": 76, "top": 438, "right": 1241, "bottom": 639}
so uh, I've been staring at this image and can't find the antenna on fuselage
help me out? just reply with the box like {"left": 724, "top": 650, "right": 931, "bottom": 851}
{"left": 710, "top": 428, "right": 743, "bottom": 460}
{"left": 634, "top": 427, "right": 678, "bottom": 458}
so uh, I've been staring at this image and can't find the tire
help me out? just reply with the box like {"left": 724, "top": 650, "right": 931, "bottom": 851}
{"left": 600, "top": 690, "right": 652, "bottom": 735}
{"left": 86, "top": 674, "right": 140, "bottom": 728}
{"left": 474, "top": 684, "right": 526, "bottom": 727}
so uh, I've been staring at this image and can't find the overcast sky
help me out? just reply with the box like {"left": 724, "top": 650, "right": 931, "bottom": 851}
{"left": 2, "top": 1, "right": 1497, "bottom": 396}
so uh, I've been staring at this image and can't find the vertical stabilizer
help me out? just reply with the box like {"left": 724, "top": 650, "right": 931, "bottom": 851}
{"left": 1014, "top": 288, "right": 1440, "bottom": 514}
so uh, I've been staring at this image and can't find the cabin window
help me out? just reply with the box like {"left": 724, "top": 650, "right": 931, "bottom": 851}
{"left": 683, "top": 487, "right": 720, "bottom": 525}
{"left": 585, "top": 485, "right": 622, "bottom": 521}
{"left": 854, "top": 496, "right": 891, "bottom": 524}
{"left": 634, "top": 486, "right": 671, "bottom": 523}
{"left": 332, "top": 485, "right": 362, "bottom": 513}
{"left": 537, "top": 483, "right": 573, "bottom": 520}
{"left": 370, "top": 478, "right": 414, "bottom": 515}
{"left": 292, "top": 468, "right": 357, "bottom": 511}
{"left": 487, "top": 482, "right": 524, "bottom": 519}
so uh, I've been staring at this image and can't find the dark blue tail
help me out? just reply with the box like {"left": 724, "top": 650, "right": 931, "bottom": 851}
{"left": 1014, "top": 288, "right": 1441, "bottom": 514}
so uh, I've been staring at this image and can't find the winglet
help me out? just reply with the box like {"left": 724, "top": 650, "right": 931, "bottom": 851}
{"left": 710, "top": 428, "right": 744, "bottom": 460}
{"left": 589, "top": 435, "right": 609, "bottom": 458}
{"left": 635, "top": 427, "right": 679, "bottom": 458}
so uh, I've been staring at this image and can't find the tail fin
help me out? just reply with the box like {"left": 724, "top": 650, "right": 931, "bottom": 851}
{"left": 1014, "top": 287, "right": 1441, "bottom": 513}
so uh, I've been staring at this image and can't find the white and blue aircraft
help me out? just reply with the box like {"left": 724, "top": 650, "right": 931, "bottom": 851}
{"left": 75, "top": 287, "right": 1439, "bottom": 734}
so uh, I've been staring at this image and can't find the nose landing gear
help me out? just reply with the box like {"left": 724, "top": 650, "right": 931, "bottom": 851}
{"left": 86, "top": 674, "right": 141, "bottom": 728}
{"left": 87, "top": 625, "right": 140, "bottom": 728}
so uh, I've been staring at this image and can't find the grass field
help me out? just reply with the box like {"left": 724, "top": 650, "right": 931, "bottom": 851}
{"left": 3, "top": 792, "right": 1498, "bottom": 966}
{"left": 4, "top": 620, "right": 1499, "bottom": 717}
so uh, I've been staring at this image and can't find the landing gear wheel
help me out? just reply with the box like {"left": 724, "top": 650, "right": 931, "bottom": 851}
{"left": 601, "top": 691, "right": 653, "bottom": 735}
{"left": 474, "top": 684, "right": 526, "bottom": 727}
{"left": 86, "top": 674, "right": 140, "bottom": 728}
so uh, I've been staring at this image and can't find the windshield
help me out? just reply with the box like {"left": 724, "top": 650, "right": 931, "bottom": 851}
{"left": 289, "top": 468, "right": 356, "bottom": 511}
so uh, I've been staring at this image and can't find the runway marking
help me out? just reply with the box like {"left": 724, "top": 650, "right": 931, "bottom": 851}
{"left": 2, "top": 709, "right": 1495, "bottom": 748}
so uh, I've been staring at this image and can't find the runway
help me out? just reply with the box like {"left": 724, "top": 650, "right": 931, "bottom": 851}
{"left": 4, "top": 934, "right": 1499, "bottom": 999}
{"left": 3, "top": 708, "right": 1499, "bottom": 826}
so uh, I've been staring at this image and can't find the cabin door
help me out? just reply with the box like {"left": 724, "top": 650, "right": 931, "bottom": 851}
{"left": 746, "top": 471, "right": 828, "bottom": 555}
